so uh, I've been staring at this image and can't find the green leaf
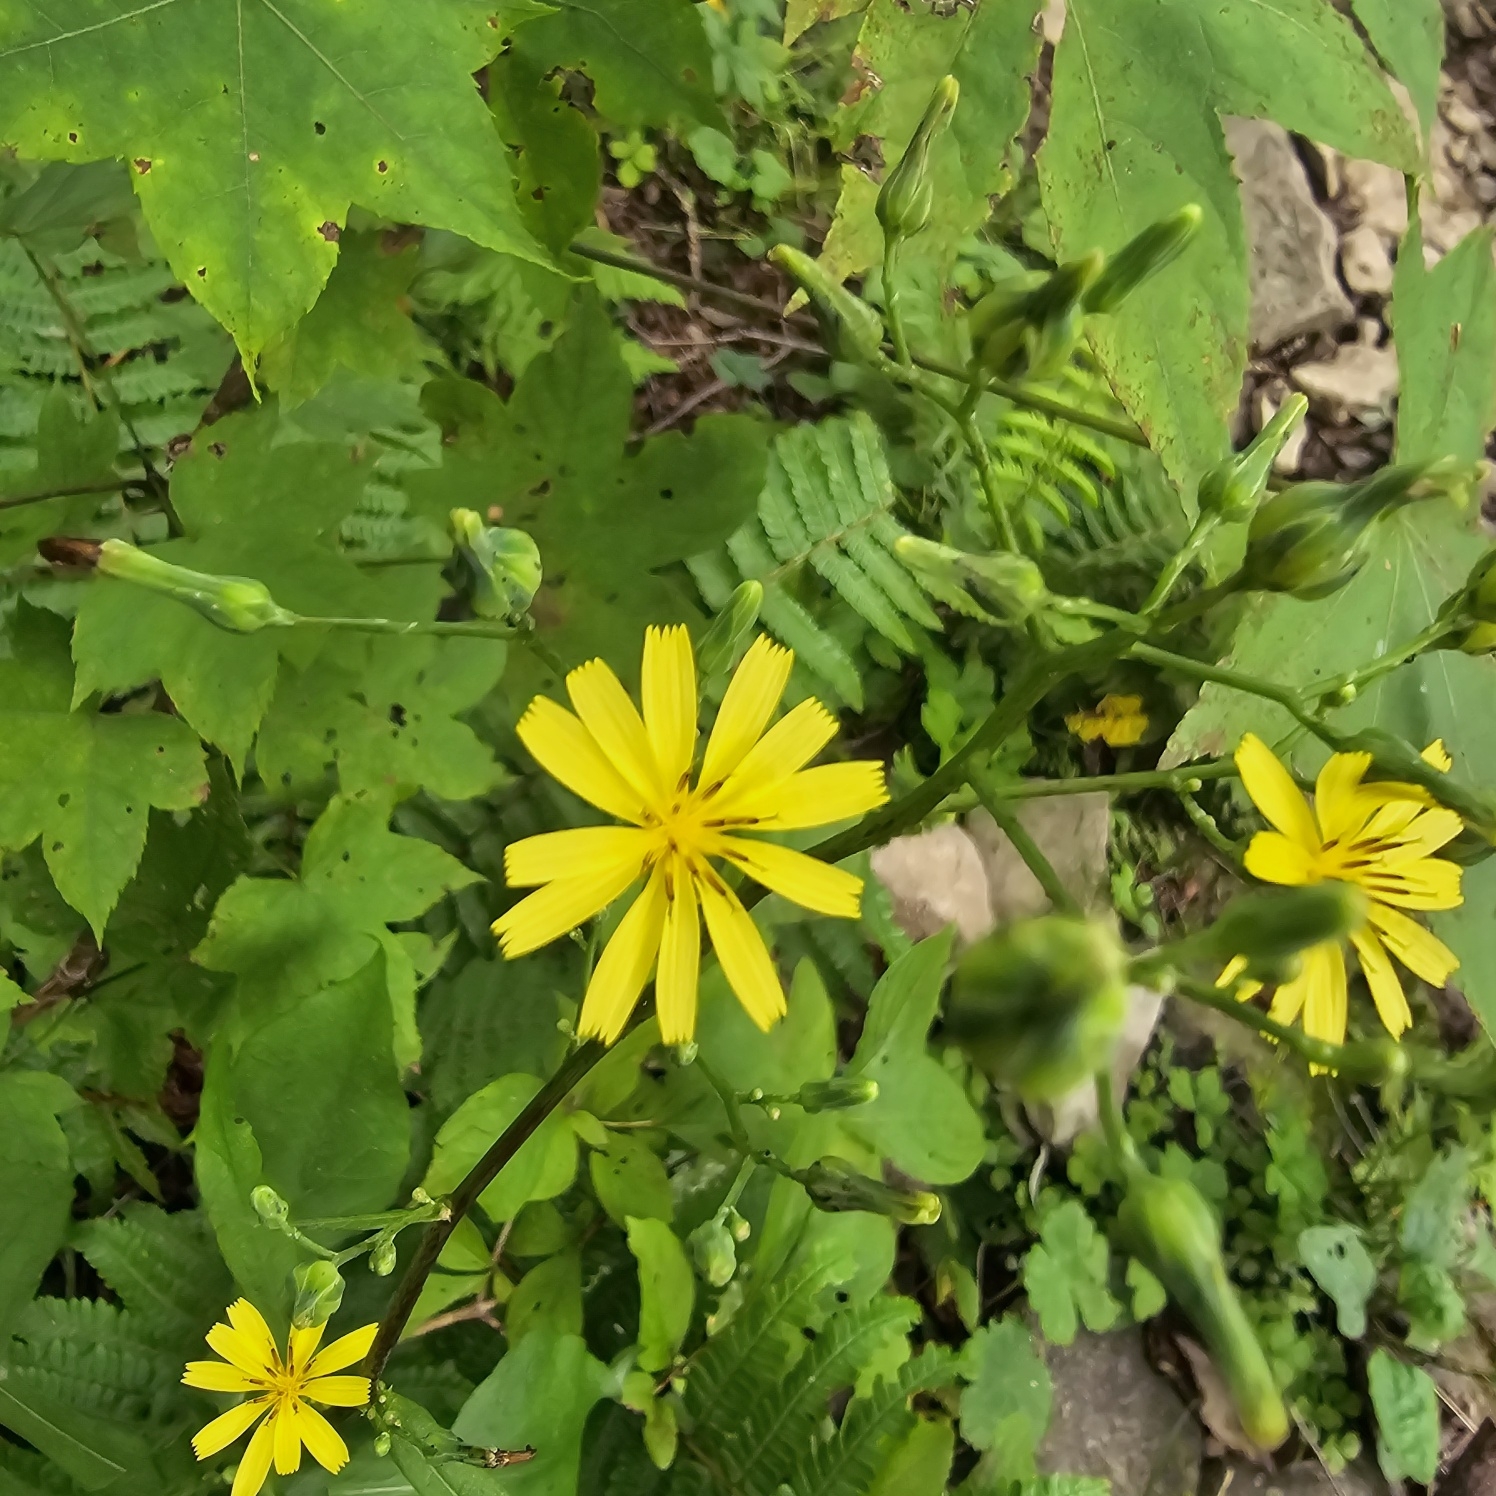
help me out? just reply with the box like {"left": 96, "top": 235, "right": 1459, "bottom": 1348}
{"left": 1298, "top": 1225, "right": 1376, "bottom": 1339}
{"left": 424, "top": 1074, "right": 578, "bottom": 1223}
{"left": 866, "top": 1416, "right": 954, "bottom": 1496}
{"left": 1351, "top": 0, "right": 1444, "bottom": 142}
{"left": 1038, "top": 0, "right": 1418, "bottom": 492}
{"left": 1367, "top": 1349, "right": 1440, "bottom": 1485}
{"left": 506, "top": 1250, "right": 583, "bottom": 1345}
{"left": 0, "top": 1, "right": 549, "bottom": 367}
{"left": 385, "top": 1390, "right": 510, "bottom": 1496}
{"left": 1401, "top": 1145, "right": 1470, "bottom": 1268}
{"left": 511, "top": 0, "right": 723, "bottom": 133}
{"left": 957, "top": 1316, "right": 1052, "bottom": 1479}
{"left": 1021, "top": 1200, "right": 1121, "bottom": 1346}
{"left": 626, "top": 1217, "right": 694, "bottom": 1373}
{"left": 0, "top": 1072, "right": 77, "bottom": 1342}
{"left": 407, "top": 294, "right": 767, "bottom": 678}
{"left": 0, "top": 1379, "right": 146, "bottom": 1493}
{"left": 452, "top": 1330, "right": 612, "bottom": 1496}
{"left": 843, "top": 931, "right": 985, "bottom": 1185}
{"left": 1126, "top": 1258, "right": 1167, "bottom": 1321}
{"left": 591, "top": 1133, "right": 674, "bottom": 1226}
{"left": 0, "top": 603, "right": 208, "bottom": 936}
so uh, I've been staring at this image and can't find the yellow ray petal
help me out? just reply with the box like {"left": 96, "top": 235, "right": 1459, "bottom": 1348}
{"left": 1356, "top": 858, "right": 1463, "bottom": 911}
{"left": 305, "top": 1323, "right": 379, "bottom": 1379}
{"left": 230, "top": 1411, "right": 276, "bottom": 1496}
{"left": 642, "top": 625, "right": 697, "bottom": 793}
{"left": 710, "top": 699, "right": 836, "bottom": 810}
{"left": 696, "top": 865, "right": 786, "bottom": 1031}
{"left": 1350, "top": 926, "right": 1411, "bottom": 1038}
{"left": 505, "top": 826, "right": 653, "bottom": 889}
{"left": 577, "top": 866, "right": 669, "bottom": 1044}
{"left": 1314, "top": 751, "right": 1373, "bottom": 842}
{"left": 656, "top": 858, "right": 701, "bottom": 1045}
{"left": 1216, "top": 955, "right": 1263, "bottom": 1002}
{"left": 1300, "top": 942, "right": 1348, "bottom": 1048}
{"left": 722, "top": 762, "right": 888, "bottom": 832}
{"left": 273, "top": 1402, "right": 303, "bottom": 1476}
{"left": 293, "top": 1403, "right": 350, "bottom": 1475}
{"left": 1242, "top": 830, "right": 1319, "bottom": 887}
{"left": 567, "top": 658, "right": 666, "bottom": 808}
{"left": 225, "top": 1299, "right": 279, "bottom": 1358}
{"left": 192, "top": 1399, "right": 270, "bottom": 1460}
{"left": 1423, "top": 739, "right": 1452, "bottom": 771}
{"left": 713, "top": 837, "right": 863, "bottom": 918}
{"left": 1367, "top": 902, "right": 1460, "bottom": 986}
{"left": 517, "top": 697, "right": 648, "bottom": 825}
{"left": 183, "top": 1360, "right": 263, "bottom": 1394}
{"left": 1358, "top": 806, "right": 1464, "bottom": 865}
{"left": 286, "top": 1324, "right": 324, "bottom": 1378}
{"left": 493, "top": 862, "right": 644, "bottom": 959}
{"left": 699, "top": 636, "right": 793, "bottom": 790}
{"left": 1268, "top": 960, "right": 1312, "bottom": 1026}
{"left": 1236, "top": 734, "right": 1320, "bottom": 851}
{"left": 302, "top": 1375, "right": 371, "bottom": 1408}
{"left": 1356, "top": 795, "right": 1429, "bottom": 835}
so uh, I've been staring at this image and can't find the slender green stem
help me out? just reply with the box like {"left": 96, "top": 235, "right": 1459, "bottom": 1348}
{"left": 1308, "top": 622, "right": 1457, "bottom": 703}
{"left": 363, "top": 1039, "right": 607, "bottom": 1382}
{"left": 1094, "top": 1072, "right": 1136, "bottom": 1169}
{"left": 288, "top": 613, "right": 519, "bottom": 641}
{"left": 979, "top": 762, "right": 1239, "bottom": 801}
{"left": 1130, "top": 641, "right": 1331, "bottom": 743}
{"left": 970, "top": 777, "right": 1079, "bottom": 913}
{"left": 1177, "top": 793, "right": 1243, "bottom": 861}
{"left": 0, "top": 479, "right": 130, "bottom": 513}
{"left": 959, "top": 412, "right": 1021, "bottom": 552}
{"left": 567, "top": 239, "right": 776, "bottom": 321}
{"left": 1168, "top": 972, "right": 1341, "bottom": 1070}
{"left": 1140, "top": 514, "right": 1221, "bottom": 616}
{"left": 883, "top": 238, "right": 910, "bottom": 368}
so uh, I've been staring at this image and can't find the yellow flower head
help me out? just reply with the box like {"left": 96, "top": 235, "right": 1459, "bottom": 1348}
{"left": 1066, "top": 694, "right": 1147, "bottom": 748}
{"left": 1230, "top": 732, "right": 1464, "bottom": 1046}
{"left": 494, "top": 628, "right": 889, "bottom": 1045}
{"left": 183, "top": 1300, "right": 376, "bottom": 1496}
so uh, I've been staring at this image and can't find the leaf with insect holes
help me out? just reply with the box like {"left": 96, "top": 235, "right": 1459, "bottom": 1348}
{"left": 0, "top": 603, "right": 207, "bottom": 938}
{"left": 0, "top": 0, "right": 551, "bottom": 369}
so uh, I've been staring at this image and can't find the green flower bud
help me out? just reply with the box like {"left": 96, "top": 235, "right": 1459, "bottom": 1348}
{"left": 1197, "top": 394, "right": 1308, "bottom": 523}
{"left": 292, "top": 1259, "right": 346, "bottom": 1329}
{"left": 1117, "top": 1171, "right": 1288, "bottom": 1451}
{"left": 947, "top": 916, "right": 1130, "bottom": 1103}
{"left": 369, "top": 1232, "right": 398, "bottom": 1277}
{"left": 1242, "top": 458, "right": 1473, "bottom": 600}
{"left": 795, "top": 1076, "right": 879, "bottom": 1112}
{"left": 971, "top": 252, "right": 1103, "bottom": 382}
{"left": 447, "top": 509, "right": 543, "bottom": 620}
{"left": 1082, "top": 205, "right": 1203, "bottom": 316}
{"left": 723, "top": 1206, "right": 750, "bottom": 1243}
{"left": 373, "top": 1431, "right": 392, "bottom": 1458}
{"left": 893, "top": 536, "right": 1051, "bottom": 625}
{"left": 795, "top": 1158, "right": 941, "bottom": 1225}
{"left": 696, "top": 580, "right": 763, "bottom": 680}
{"left": 251, "top": 1185, "right": 290, "bottom": 1226}
{"left": 89, "top": 538, "right": 294, "bottom": 631}
{"left": 770, "top": 246, "right": 885, "bottom": 365}
{"left": 1205, "top": 883, "right": 1367, "bottom": 975}
{"left": 1465, "top": 549, "right": 1496, "bottom": 623}
{"left": 688, "top": 1215, "right": 738, "bottom": 1288}
{"left": 876, "top": 75, "right": 958, "bottom": 243}
{"left": 1333, "top": 1036, "right": 1410, "bottom": 1087}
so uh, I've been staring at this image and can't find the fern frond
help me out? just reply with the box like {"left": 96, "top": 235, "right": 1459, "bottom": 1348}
{"left": 688, "top": 413, "right": 940, "bottom": 710}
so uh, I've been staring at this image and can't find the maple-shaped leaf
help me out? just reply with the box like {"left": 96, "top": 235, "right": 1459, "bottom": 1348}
{"left": 0, "top": 603, "right": 208, "bottom": 937}
{"left": 0, "top": 0, "right": 550, "bottom": 368}
{"left": 69, "top": 408, "right": 381, "bottom": 771}
{"left": 406, "top": 293, "right": 768, "bottom": 685}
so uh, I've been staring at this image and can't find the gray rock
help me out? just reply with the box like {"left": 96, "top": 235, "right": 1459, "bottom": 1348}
{"left": 869, "top": 823, "right": 993, "bottom": 948}
{"left": 1225, "top": 118, "right": 1353, "bottom": 350}
{"left": 1037, "top": 1327, "right": 1203, "bottom": 1496}
{"left": 967, "top": 794, "right": 1112, "bottom": 919}
{"left": 1339, "top": 224, "right": 1394, "bottom": 297}
{"left": 1291, "top": 334, "right": 1398, "bottom": 428}
{"left": 1212, "top": 1458, "right": 1390, "bottom": 1495}
{"left": 1340, "top": 157, "right": 1409, "bottom": 243}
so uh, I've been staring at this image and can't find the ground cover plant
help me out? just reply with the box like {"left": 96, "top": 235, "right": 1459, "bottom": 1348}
{"left": 2, "top": 1, "right": 1496, "bottom": 1494}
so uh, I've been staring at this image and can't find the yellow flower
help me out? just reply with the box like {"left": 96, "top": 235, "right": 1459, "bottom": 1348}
{"left": 1228, "top": 732, "right": 1464, "bottom": 1045}
{"left": 1066, "top": 694, "right": 1147, "bottom": 747}
{"left": 494, "top": 628, "right": 888, "bottom": 1044}
{"left": 183, "top": 1300, "right": 376, "bottom": 1496}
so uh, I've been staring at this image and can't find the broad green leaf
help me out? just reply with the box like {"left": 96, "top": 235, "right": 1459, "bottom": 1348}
{"left": 1351, "top": 0, "right": 1444, "bottom": 142}
{"left": 0, "top": 1, "right": 549, "bottom": 366}
{"left": 70, "top": 408, "right": 375, "bottom": 769}
{"left": 0, "top": 603, "right": 208, "bottom": 936}
{"left": 1298, "top": 1225, "right": 1376, "bottom": 1338}
{"left": 0, "top": 1072, "right": 77, "bottom": 1342}
{"left": 219, "top": 951, "right": 411, "bottom": 1221}
{"left": 1021, "top": 1200, "right": 1120, "bottom": 1345}
{"left": 511, "top": 0, "right": 723, "bottom": 133}
{"left": 1367, "top": 1350, "right": 1440, "bottom": 1485}
{"left": 626, "top": 1216, "right": 694, "bottom": 1373}
{"left": 408, "top": 1216, "right": 493, "bottom": 1333}
{"left": 696, "top": 955, "right": 838, "bottom": 1099}
{"left": 827, "top": 0, "right": 1043, "bottom": 280}
{"left": 785, "top": 0, "right": 868, "bottom": 46}
{"left": 0, "top": 1380, "right": 149, "bottom": 1493}
{"left": 590, "top": 1132, "right": 674, "bottom": 1226}
{"left": 843, "top": 931, "right": 985, "bottom": 1185}
{"left": 385, "top": 1390, "right": 510, "bottom": 1496}
{"left": 406, "top": 294, "right": 767, "bottom": 680}
{"left": 453, "top": 1331, "right": 611, "bottom": 1496}
{"left": 1039, "top": 0, "right": 1419, "bottom": 492}
{"left": 958, "top": 1315, "right": 1052, "bottom": 1479}
{"left": 1400, "top": 1146, "right": 1470, "bottom": 1268}
{"left": 506, "top": 1250, "right": 583, "bottom": 1344}
{"left": 866, "top": 1415, "right": 954, "bottom": 1496}
{"left": 424, "top": 1074, "right": 578, "bottom": 1223}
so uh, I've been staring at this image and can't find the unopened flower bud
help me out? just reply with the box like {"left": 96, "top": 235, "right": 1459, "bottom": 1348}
{"left": 877, "top": 75, "right": 958, "bottom": 243}
{"left": 447, "top": 509, "right": 543, "bottom": 620}
{"left": 795, "top": 1077, "right": 879, "bottom": 1112}
{"left": 1333, "top": 1036, "right": 1410, "bottom": 1087}
{"left": 894, "top": 536, "right": 1050, "bottom": 625}
{"left": 1205, "top": 883, "right": 1366, "bottom": 976}
{"left": 770, "top": 246, "right": 885, "bottom": 365}
{"left": 971, "top": 252, "right": 1103, "bottom": 382}
{"left": 723, "top": 1207, "right": 750, "bottom": 1243}
{"left": 1083, "top": 205, "right": 1203, "bottom": 316}
{"left": 92, "top": 539, "right": 293, "bottom": 631}
{"left": 292, "top": 1260, "right": 346, "bottom": 1329}
{"left": 688, "top": 1215, "right": 738, "bottom": 1288}
{"left": 252, "top": 1185, "right": 290, "bottom": 1225}
{"left": 1197, "top": 395, "right": 1308, "bottom": 523}
{"left": 795, "top": 1158, "right": 941, "bottom": 1225}
{"left": 947, "top": 916, "right": 1129, "bottom": 1103}
{"left": 369, "top": 1233, "right": 398, "bottom": 1277}
{"left": 373, "top": 1432, "right": 392, "bottom": 1457}
{"left": 696, "top": 580, "right": 764, "bottom": 680}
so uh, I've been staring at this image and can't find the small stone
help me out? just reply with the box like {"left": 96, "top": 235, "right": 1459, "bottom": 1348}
{"left": 1444, "top": 95, "right": 1485, "bottom": 137}
{"left": 1339, "top": 223, "right": 1394, "bottom": 296}
{"left": 1291, "top": 336, "right": 1398, "bottom": 428}
{"left": 869, "top": 825, "right": 993, "bottom": 948}
{"left": 967, "top": 794, "right": 1112, "bottom": 921}
{"left": 1212, "top": 1458, "right": 1389, "bottom": 1495}
{"left": 1340, "top": 157, "right": 1408, "bottom": 242}
{"left": 1225, "top": 118, "right": 1353, "bottom": 350}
